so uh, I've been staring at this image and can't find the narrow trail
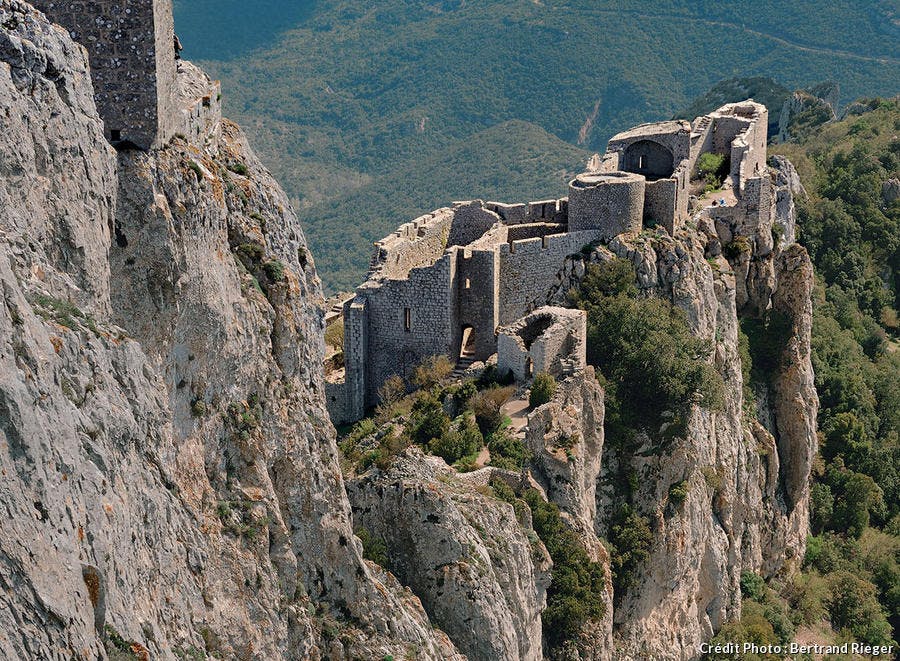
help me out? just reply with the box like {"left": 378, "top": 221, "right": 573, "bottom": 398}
{"left": 575, "top": 8, "right": 899, "bottom": 66}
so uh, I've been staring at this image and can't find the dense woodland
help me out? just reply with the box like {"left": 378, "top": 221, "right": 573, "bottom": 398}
{"left": 173, "top": 0, "right": 898, "bottom": 291}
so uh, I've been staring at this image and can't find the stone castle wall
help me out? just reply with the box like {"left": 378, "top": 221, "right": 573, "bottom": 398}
{"left": 326, "top": 100, "right": 772, "bottom": 424}
{"left": 568, "top": 172, "right": 644, "bottom": 237}
{"left": 32, "top": 0, "right": 177, "bottom": 149}
{"left": 498, "top": 230, "right": 601, "bottom": 326}
{"left": 358, "top": 255, "right": 457, "bottom": 409}
{"left": 372, "top": 209, "right": 454, "bottom": 280}
{"left": 456, "top": 249, "right": 500, "bottom": 360}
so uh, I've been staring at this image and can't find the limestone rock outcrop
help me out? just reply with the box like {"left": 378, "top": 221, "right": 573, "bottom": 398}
{"left": 0, "top": 3, "right": 459, "bottom": 658}
{"left": 547, "top": 166, "right": 816, "bottom": 659}
{"left": 348, "top": 449, "right": 552, "bottom": 661}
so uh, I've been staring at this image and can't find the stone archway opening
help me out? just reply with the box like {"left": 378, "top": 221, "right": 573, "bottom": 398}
{"left": 459, "top": 325, "right": 476, "bottom": 360}
{"left": 622, "top": 140, "right": 675, "bottom": 180}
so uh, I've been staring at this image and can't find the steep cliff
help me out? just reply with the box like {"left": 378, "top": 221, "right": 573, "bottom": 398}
{"left": 0, "top": 3, "right": 459, "bottom": 658}
{"left": 542, "top": 166, "right": 817, "bottom": 658}
{"left": 1, "top": 3, "right": 819, "bottom": 660}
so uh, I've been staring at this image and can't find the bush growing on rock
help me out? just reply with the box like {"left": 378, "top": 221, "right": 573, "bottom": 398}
{"left": 491, "top": 481, "right": 606, "bottom": 651}
{"left": 570, "top": 260, "right": 725, "bottom": 436}
{"left": 609, "top": 504, "right": 652, "bottom": 600}
{"left": 528, "top": 372, "right": 556, "bottom": 408}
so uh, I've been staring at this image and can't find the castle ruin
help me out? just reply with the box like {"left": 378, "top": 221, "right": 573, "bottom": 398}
{"left": 326, "top": 101, "right": 770, "bottom": 424}
{"left": 31, "top": 0, "right": 219, "bottom": 150}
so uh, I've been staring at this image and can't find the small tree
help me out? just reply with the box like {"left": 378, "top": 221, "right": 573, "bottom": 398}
{"left": 378, "top": 375, "right": 406, "bottom": 407}
{"left": 471, "top": 385, "right": 515, "bottom": 436}
{"left": 411, "top": 355, "right": 454, "bottom": 389}
{"left": 529, "top": 372, "right": 557, "bottom": 408}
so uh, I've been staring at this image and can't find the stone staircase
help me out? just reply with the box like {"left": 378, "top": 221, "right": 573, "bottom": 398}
{"left": 451, "top": 355, "right": 475, "bottom": 379}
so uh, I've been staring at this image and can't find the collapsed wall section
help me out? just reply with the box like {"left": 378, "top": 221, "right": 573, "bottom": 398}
{"left": 497, "top": 307, "right": 586, "bottom": 381}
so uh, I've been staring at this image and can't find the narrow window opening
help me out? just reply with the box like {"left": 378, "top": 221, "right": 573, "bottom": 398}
{"left": 464, "top": 278, "right": 471, "bottom": 289}
{"left": 404, "top": 308, "right": 411, "bottom": 332}
{"left": 639, "top": 155, "right": 646, "bottom": 169}
{"left": 110, "top": 129, "right": 122, "bottom": 142}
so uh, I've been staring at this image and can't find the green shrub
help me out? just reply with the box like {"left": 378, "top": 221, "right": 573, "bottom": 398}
{"left": 409, "top": 392, "right": 450, "bottom": 444}
{"left": 529, "top": 372, "right": 556, "bottom": 408}
{"left": 429, "top": 414, "right": 483, "bottom": 465}
{"left": 356, "top": 527, "right": 389, "bottom": 567}
{"left": 227, "top": 161, "right": 249, "bottom": 176}
{"left": 411, "top": 355, "right": 454, "bottom": 389}
{"left": 740, "top": 571, "right": 767, "bottom": 602}
{"left": 263, "top": 259, "right": 286, "bottom": 282}
{"left": 486, "top": 427, "right": 531, "bottom": 471}
{"left": 668, "top": 480, "right": 689, "bottom": 507}
{"left": 236, "top": 242, "right": 265, "bottom": 265}
{"left": 722, "top": 236, "right": 752, "bottom": 260}
{"left": 190, "top": 399, "right": 207, "bottom": 418}
{"left": 571, "top": 261, "right": 725, "bottom": 435}
{"left": 696, "top": 152, "right": 728, "bottom": 190}
{"left": 609, "top": 504, "right": 652, "bottom": 600}
{"left": 471, "top": 385, "right": 515, "bottom": 435}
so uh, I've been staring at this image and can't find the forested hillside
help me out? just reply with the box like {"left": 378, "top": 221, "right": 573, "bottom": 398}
{"left": 172, "top": 0, "right": 899, "bottom": 290}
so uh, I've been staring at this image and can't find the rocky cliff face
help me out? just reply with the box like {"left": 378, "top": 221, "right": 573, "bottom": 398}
{"left": 539, "top": 167, "right": 816, "bottom": 658}
{"left": 1, "top": 3, "right": 817, "bottom": 659}
{"left": 348, "top": 450, "right": 552, "bottom": 661}
{"left": 0, "top": 3, "right": 459, "bottom": 658}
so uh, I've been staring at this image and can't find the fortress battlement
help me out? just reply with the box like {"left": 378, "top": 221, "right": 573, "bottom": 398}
{"left": 323, "top": 100, "right": 776, "bottom": 425}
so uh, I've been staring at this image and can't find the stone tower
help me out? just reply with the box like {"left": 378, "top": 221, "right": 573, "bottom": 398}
{"left": 32, "top": 0, "right": 177, "bottom": 150}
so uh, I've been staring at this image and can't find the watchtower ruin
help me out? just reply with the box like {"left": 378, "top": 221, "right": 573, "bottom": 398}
{"left": 32, "top": 0, "right": 178, "bottom": 150}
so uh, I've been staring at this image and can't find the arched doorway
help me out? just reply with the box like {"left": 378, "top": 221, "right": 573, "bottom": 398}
{"left": 459, "top": 325, "right": 476, "bottom": 360}
{"left": 622, "top": 140, "right": 675, "bottom": 179}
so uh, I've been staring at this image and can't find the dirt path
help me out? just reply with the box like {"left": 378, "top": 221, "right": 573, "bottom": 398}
{"left": 576, "top": 8, "right": 899, "bottom": 66}
{"left": 502, "top": 398, "right": 531, "bottom": 438}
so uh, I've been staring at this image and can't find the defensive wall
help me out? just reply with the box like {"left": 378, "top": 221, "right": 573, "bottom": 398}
{"left": 327, "top": 100, "right": 771, "bottom": 424}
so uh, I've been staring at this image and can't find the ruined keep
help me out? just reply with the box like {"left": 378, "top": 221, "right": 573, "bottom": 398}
{"left": 327, "top": 101, "right": 770, "bottom": 424}
{"left": 31, "top": 0, "right": 179, "bottom": 149}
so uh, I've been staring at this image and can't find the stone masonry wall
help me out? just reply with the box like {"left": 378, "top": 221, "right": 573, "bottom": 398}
{"left": 372, "top": 209, "right": 454, "bottom": 281}
{"left": 362, "top": 255, "right": 456, "bottom": 407}
{"left": 456, "top": 249, "right": 499, "bottom": 361}
{"left": 497, "top": 307, "right": 586, "bottom": 382}
{"left": 498, "top": 230, "right": 601, "bottom": 326}
{"left": 32, "top": 0, "right": 177, "bottom": 149}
